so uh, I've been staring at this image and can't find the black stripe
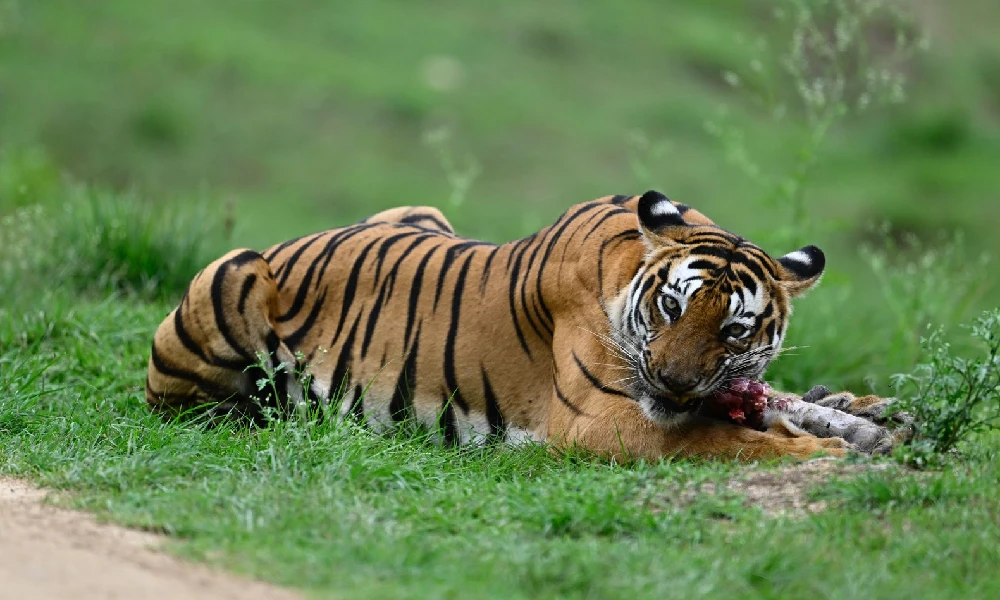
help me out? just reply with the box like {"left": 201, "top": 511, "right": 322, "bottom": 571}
{"left": 518, "top": 234, "right": 550, "bottom": 341}
{"left": 227, "top": 249, "right": 265, "bottom": 268}
{"left": 402, "top": 212, "right": 453, "bottom": 233}
{"left": 149, "top": 343, "right": 230, "bottom": 399}
{"left": 276, "top": 248, "right": 326, "bottom": 324}
{"left": 236, "top": 274, "right": 257, "bottom": 315}
{"left": 332, "top": 311, "right": 363, "bottom": 417}
{"left": 764, "top": 320, "right": 777, "bottom": 341}
{"left": 597, "top": 230, "right": 641, "bottom": 297}
{"left": 759, "top": 301, "right": 774, "bottom": 321}
{"left": 439, "top": 399, "right": 459, "bottom": 445}
{"left": 312, "top": 224, "right": 377, "bottom": 291}
{"left": 479, "top": 245, "right": 499, "bottom": 294}
{"left": 403, "top": 244, "right": 441, "bottom": 348}
{"left": 283, "top": 288, "right": 328, "bottom": 349}
{"left": 263, "top": 234, "right": 309, "bottom": 262}
{"left": 685, "top": 230, "right": 738, "bottom": 244}
{"left": 686, "top": 259, "right": 720, "bottom": 273}
{"left": 736, "top": 271, "right": 759, "bottom": 296}
{"left": 210, "top": 260, "right": 253, "bottom": 362}
{"left": 360, "top": 277, "right": 391, "bottom": 360}
{"left": 381, "top": 233, "right": 436, "bottom": 301}
{"left": 481, "top": 368, "right": 505, "bottom": 438}
{"left": 610, "top": 194, "right": 632, "bottom": 205}
{"left": 274, "top": 234, "right": 325, "bottom": 290}
{"left": 371, "top": 230, "right": 422, "bottom": 292}
{"left": 332, "top": 237, "right": 382, "bottom": 341}
{"left": 637, "top": 272, "right": 657, "bottom": 299}
{"left": 442, "top": 254, "right": 475, "bottom": 413}
{"left": 572, "top": 352, "right": 630, "bottom": 398}
{"left": 580, "top": 206, "right": 632, "bottom": 242}
{"left": 691, "top": 244, "right": 735, "bottom": 262}
{"left": 553, "top": 379, "right": 585, "bottom": 415}
{"left": 526, "top": 204, "right": 601, "bottom": 335}
{"left": 561, "top": 207, "right": 605, "bottom": 250}
{"left": 733, "top": 256, "right": 767, "bottom": 282}
{"left": 390, "top": 323, "right": 421, "bottom": 422}
{"left": 506, "top": 239, "right": 535, "bottom": 358}
{"left": 173, "top": 302, "right": 210, "bottom": 363}
{"left": 349, "top": 384, "right": 365, "bottom": 421}
{"left": 265, "top": 330, "right": 281, "bottom": 357}
{"left": 734, "top": 245, "right": 777, "bottom": 279}
{"left": 433, "top": 242, "right": 476, "bottom": 312}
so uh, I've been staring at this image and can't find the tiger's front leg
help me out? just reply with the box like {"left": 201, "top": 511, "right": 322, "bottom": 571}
{"left": 764, "top": 385, "right": 914, "bottom": 455}
{"left": 546, "top": 390, "right": 849, "bottom": 463}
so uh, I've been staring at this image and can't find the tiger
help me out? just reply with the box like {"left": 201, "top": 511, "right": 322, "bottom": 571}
{"left": 146, "top": 191, "right": 905, "bottom": 461}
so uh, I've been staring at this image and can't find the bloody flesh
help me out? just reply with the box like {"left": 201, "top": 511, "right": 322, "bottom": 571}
{"left": 702, "top": 377, "right": 770, "bottom": 431}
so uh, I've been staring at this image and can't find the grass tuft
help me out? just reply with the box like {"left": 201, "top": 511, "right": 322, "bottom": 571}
{"left": 0, "top": 186, "right": 230, "bottom": 303}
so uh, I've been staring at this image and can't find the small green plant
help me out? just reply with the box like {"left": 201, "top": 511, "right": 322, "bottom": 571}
{"left": 243, "top": 349, "right": 324, "bottom": 425}
{"left": 891, "top": 309, "right": 1000, "bottom": 465}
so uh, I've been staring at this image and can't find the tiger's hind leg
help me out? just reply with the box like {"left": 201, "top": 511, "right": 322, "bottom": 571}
{"left": 145, "top": 249, "right": 321, "bottom": 425}
{"left": 361, "top": 206, "right": 455, "bottom": 233}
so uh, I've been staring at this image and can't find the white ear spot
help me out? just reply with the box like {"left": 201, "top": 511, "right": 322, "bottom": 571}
{"left": 781, "top": 250, "right": 813, "bottom": 267}
{"left": 649, "top": 200, "right": 679, "bottom": 217}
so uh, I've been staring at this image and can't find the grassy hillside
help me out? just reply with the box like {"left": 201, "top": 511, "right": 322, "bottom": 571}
{"left": 3, "top": 0, "right": 1000, "bottom": 249}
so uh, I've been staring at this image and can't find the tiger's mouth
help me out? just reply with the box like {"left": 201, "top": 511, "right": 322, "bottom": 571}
{"left": 658, "top": 394, "right": 704, "bottom": 413}
{"left": 633, "top": 380, "right": 708, "bottom": 414}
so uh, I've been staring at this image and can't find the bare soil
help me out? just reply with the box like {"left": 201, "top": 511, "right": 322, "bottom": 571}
{"left": 727, "top": 457, "right": 896, "bottom": 517}
{"left": 0, "top": 477, "right": 301, "bottom": 600}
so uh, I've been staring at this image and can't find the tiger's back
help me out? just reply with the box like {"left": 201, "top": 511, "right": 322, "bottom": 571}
{"left": 147, "top": 203, "right": 622, "bottom": 443}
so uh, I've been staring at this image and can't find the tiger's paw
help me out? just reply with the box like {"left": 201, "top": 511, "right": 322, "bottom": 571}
{"left": 786, "top": 436, "right": 850, "bottom": 459}
{"left": 764, "top": 417, "right": 851, "bottom": 459}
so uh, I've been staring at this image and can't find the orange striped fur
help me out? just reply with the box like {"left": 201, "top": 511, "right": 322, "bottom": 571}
{"left": 146, "top": 192, "right": 850, "bottom": 460}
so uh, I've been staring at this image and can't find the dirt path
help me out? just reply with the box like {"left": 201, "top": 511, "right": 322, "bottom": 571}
{"left": 0, "top": 459, "right": 903, "bottom": 599}
{"left": 0, "top": 477, "right": 300, "bottom": 600}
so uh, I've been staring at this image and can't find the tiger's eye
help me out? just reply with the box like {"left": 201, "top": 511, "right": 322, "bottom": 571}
{"left": 725, "top": 323, "right": 749, "bottom": 338}
{"left": 657, "top": 295, "right": 682, "bottom": 322}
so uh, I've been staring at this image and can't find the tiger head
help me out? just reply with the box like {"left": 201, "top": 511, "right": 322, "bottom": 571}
{"left": 609, "top": 190, "right": 826, "bottom": 426}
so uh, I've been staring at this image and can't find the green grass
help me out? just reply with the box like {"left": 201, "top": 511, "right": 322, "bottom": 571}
{"left": 0, "top": 171, "right": 998, "bottom": 599}
{"left": 2, "top": 290, "right": 999, "bottom": 599}
{"left": 2, "top": 0, "right": 1000, "bottom": 598}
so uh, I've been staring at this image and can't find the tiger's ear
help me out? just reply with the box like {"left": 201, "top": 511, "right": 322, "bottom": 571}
{"left": 636, "top": 190, "right": 688, "bottom": 249}
{"left": 775, "top": 245, "right": 826, "bottom": 297}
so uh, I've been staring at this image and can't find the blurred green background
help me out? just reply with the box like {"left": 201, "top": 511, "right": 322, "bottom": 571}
{"left": 2, "top": 0, "right": 998, "bottom": 244}
{"left": 1, "top": 0, "right": 999, "bottom": 387}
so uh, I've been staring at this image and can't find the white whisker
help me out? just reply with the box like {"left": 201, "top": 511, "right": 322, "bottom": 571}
{"left": 593, "top": 362, "right": 634, "bottom": 371}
